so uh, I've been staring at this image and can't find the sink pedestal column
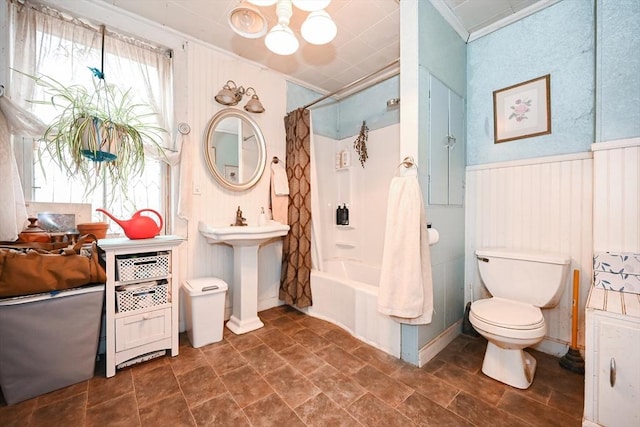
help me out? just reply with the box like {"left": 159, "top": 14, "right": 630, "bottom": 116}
{"left": 198, "top": 221, "right": 289, "bottom": 335}
{"left": 226, "top": 245, "right": 264, "bottom": 334}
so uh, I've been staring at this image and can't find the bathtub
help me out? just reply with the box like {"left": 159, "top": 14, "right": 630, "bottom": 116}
{"left": 304, "top": 258, "right": 401, "bottom": 357}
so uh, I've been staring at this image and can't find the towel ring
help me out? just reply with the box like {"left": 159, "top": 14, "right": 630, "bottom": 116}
{"left": 398, "top": 156, "right": 417, "bottom": 170}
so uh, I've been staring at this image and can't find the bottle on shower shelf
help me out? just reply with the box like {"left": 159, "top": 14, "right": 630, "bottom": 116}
{"left": 336, "top": 203, "right": 343, "bottom": 225}
{"left": 342, "top": 203, "right": 349, "bottom": 225}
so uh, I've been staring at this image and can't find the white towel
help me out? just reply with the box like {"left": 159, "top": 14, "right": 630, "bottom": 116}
{"left": 377, "top": 173, "right": 433, "bottom": 324}
{"left": 270, "top": 161, "right": 289, "bottom": 224}
{"left": 271, "top": 161, "right": 289, "bottom": 195}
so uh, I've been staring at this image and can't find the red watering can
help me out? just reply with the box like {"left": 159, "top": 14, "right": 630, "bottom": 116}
{"left": 96, "top": 208, "right": 163, "bottom": 240}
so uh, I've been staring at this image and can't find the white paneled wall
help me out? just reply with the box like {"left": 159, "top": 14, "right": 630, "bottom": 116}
{"left": 592, "top": 138, "right": 640, "bottom": 252}
{"left": 465, "top": 153, "right": 593, "bottom": 354}
{"left": 183, "top": 41, "right": 288, "bottom": 316}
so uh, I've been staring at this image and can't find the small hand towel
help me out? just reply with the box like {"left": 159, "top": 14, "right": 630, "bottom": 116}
{"left": 377, "top": 173, "right": 433, "bottom": 324}
{"left": 271, "top": 161, "right": 289, "bottom": 195}
{"left": 270, "top": 161, "right": 289, "bottom": 224}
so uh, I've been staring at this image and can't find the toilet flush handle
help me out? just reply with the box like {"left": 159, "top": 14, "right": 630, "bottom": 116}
{"left": 476, "top": 256, "right": 489, "bottom": 263}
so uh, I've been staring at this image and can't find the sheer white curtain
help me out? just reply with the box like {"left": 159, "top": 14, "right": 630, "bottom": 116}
{"left": 0, "top": 94, "right": 47, "bottom": 241}
{"left": 10, "top": 1, "right": 173, "bottom": 220}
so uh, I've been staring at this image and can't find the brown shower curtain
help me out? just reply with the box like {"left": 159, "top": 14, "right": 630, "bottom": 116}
{"left": 279, "top": 108, "right": 313, "bottom": 308}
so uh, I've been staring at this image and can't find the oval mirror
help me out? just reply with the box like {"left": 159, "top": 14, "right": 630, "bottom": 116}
{"left": 203, "top": 109, "right": 266, "bottom": 191}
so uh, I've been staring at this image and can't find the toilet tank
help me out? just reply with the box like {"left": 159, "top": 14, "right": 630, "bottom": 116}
{"left": 476, "top": 248, "right": 570, "bottom": 308}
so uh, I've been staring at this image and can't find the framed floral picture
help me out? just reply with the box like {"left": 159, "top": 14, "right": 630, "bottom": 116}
{"left": 493, "top": 74, "right": 551, "bottom": 143}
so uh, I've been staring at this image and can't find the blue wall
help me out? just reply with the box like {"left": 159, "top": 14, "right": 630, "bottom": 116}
{"left": 411, "top": 0, "right": 467, "bottom": 363}
{"left": 597, "top": 0, "right": 640, "bottom": 142}
{"left": 418, "top": 0, "right": 466, "bottom": 97}
{"left": 467, "top": 0, "right": 595, "bottom": 165}
{"left": 286, "top": 81, "right": 339, "bottom": 139}
{"left": 336, "top": 76, "right": 399, "bottom": 139}
{"left": 287, "top": 76, "right": 400, "bottom": 140}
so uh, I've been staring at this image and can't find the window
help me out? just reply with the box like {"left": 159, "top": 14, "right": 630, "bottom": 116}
{"left": 9, "top": 2, "right": 172, "bottom": 225}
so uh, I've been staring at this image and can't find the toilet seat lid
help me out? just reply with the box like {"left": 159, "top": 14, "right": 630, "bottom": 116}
{"left": 471, "top": 298, "right": 544, "bottom": 330}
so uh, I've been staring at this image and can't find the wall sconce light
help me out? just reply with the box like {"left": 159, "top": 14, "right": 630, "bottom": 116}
{"left": 214, "top": 80, "right": 265, "bottom": 113}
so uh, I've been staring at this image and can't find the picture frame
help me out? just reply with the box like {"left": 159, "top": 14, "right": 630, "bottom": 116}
{"left": 224, "top": 165, "right": 239, "bottom": 183}
{"left": 493, "top": 74, "right": 551, "bottom": 143}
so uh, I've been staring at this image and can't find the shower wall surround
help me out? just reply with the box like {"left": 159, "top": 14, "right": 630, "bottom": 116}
{"left": 314, "top": 125, "right": 400, "bottom": 265}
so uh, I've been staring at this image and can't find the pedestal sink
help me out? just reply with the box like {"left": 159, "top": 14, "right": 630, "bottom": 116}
{"left": 198, "top": 220, "right": 290, "bottom": 334}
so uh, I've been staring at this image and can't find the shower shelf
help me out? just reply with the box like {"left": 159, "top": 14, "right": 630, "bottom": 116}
{"left": 335, "top": 241, "right": 355, "bottom": 248}
{"left": 336, "top": 225, "right": 354, "bottom": 230}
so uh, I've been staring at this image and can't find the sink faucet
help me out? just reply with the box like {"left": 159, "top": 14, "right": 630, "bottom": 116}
{"left": 232, "top": 206, "right": 247, "bottom": 226}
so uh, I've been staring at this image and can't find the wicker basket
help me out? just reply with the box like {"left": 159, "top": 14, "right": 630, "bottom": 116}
{"left": 116, "top": 251, "right": 169, "bottom": 282}
{"left": 116, "top": 281, "right": 169, "bottom": 312}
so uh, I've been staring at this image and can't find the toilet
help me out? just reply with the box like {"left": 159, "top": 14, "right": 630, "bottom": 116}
{"left": 469, "top": 248, "right": 570, "bottom": 389}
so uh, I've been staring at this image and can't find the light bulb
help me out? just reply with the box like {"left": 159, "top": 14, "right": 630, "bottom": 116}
{"left": 265, "top": 24, "right": 299, "bottom": 55}
{"left": 301, "top": 10, "right": 336, "bottom": 45}
{"left": 228, "top": 4, "right": 268, "bottom": 38}
{"left": 292, "top": 0, "right": 331, "bottom": 12}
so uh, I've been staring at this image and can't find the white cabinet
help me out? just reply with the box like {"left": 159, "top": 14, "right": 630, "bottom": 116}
{"left": 99, "top": 236, "right": 184, "bottom": 378}
{"left": 115, "top": 307, "right": 172, "bottom": 352}
{"left": 428, "top": 75, "right": 465, "bottom": 206}
{"left": 584, "top": 288, "right": 640, "bottom": 426}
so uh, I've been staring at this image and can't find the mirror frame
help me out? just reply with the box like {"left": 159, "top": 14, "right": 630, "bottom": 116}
{"left": 203, "top": 108, "right": 267, "bottom": 191}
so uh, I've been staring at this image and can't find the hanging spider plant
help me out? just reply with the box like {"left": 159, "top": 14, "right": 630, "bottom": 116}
{"left": 16, "top": 68, "right": 167, "bottom": 194}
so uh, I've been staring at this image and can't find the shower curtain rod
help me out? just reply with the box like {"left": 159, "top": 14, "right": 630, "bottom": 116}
{"left": 302, "top": 58, "right": 399, "bottom": 110}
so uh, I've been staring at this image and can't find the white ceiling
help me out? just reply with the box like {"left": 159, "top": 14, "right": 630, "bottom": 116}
{"left": 95, "top": 0, "right": 553, "bottom": 95}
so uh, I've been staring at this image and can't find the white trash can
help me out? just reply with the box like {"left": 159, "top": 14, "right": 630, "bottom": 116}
{"left": 182, "top": 277, "right": 228, "bottom": 348}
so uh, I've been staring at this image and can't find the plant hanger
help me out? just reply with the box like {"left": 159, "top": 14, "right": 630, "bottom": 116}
{"left": 83, "top": 24, "right": 116, "bottom": 162}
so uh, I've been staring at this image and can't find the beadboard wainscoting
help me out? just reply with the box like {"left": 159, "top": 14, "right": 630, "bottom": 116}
{"left": 465, "top": 153, "right": 593, "bottom": 355}
{"left": 592, "top": 138, "right": 640, "bottom": 253}
{"left": 184, "top": 40, "right": 288, "bottom": 324}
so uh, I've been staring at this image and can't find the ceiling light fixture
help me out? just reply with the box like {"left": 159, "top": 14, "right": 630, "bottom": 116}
{"left": 229, "top": 0, "right": 337, "bottom": 56}
{"left": 228, "top": 2, "right": 268, "bottom": 39}
{"left": 214, "top": 80, "right": 265, "bottom": 113}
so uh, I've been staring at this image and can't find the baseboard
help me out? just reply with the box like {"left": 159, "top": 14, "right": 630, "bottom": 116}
{"left": 417, "top": 320, "right": 462, "bottom": 367}
{"left": 258, "top": 297, "right": 282, "bottom": 312}
{"left": 533, "top": 337, "right": 581, "bottom": 358}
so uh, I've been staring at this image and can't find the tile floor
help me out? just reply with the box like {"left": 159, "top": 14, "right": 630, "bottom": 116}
{"left": 0, "top": 305, "right": 585, "bottom": 426}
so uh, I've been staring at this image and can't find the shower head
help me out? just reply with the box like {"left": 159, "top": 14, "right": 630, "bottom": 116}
{"left": 386, "top": 98, "right": 400, "bottom": 108}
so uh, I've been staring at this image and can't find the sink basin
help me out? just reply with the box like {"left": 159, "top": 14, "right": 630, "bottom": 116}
{"left": 198, "top": 221, "right": 290, "bottom": 246}
{"left": 199, "top": 220, "right": 289, "bottom": 335}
